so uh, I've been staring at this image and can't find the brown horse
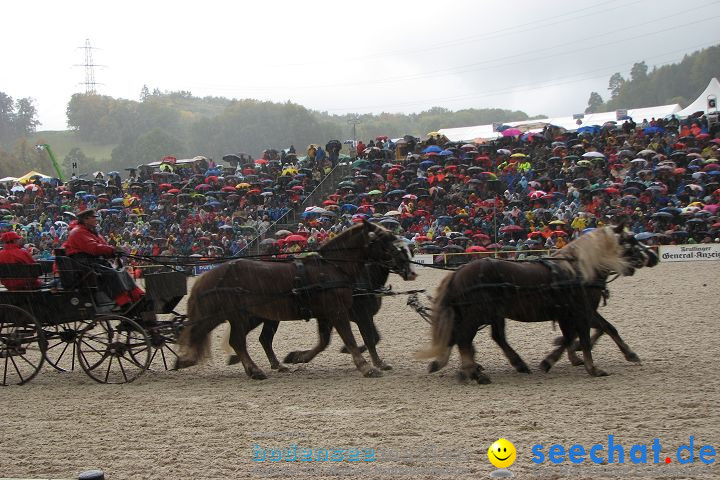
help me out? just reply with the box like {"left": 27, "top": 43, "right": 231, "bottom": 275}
{"left": 418, "top": 225, "right": 658, "bottom": 384}
{"left": 175, "top": 221, "right": 415, "bottom": 379}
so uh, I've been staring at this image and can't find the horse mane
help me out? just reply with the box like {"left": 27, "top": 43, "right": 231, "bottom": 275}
{"left": 550, "top": 226, "right": 629, "bottom": 282}
{"left": 318, "top": 222, "right": 392, "bottom": 256}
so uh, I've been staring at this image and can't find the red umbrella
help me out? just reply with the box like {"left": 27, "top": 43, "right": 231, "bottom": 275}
{"left": 255, "top": 159, "right": 268, "bottom": 165}
{"left": 159, "top": 183, "right": 173, "bottom": 190}
{"left": 322, "top": 200, "right": 337, "bottom": 206}
{"left": 551, "top": 230, "right": 568, "bottom": 236}
{"left": 167, "top": 188, "right": 181, "bottom": 194}
{"left": 285, "top": 234, "right": 307, "bottom": 243}
{"left": 528, "top": 231, "right": 545, "bottom": 239}
{"left": 528, "top": 190, "right": 547, "bottom": 199}
{"left": 221, "top": 186, "right": 237, "bottom": 192}
{"left": 195, "top": 184, "right": 211, "bottom": 191}
{"left": 499, "top": 225, "right": 524, "bottom": 233}
{"left": 206, "top": 175, "right": 219, "bottom": 183}
{"left": 466, "top": 245, "right": 488, "bottom": 252}
{"left": 604, "top": 187, "right": 620, "bottom": 195}
{"left": 703, "top": 163, "right": 720, "bottom": 172}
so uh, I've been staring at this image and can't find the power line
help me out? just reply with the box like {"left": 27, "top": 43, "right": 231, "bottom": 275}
{"left": 323, "top": 41, "right": 719, "bottom": 113}
{"left": 74, "top": 39, "right": 104, "bottom": 94}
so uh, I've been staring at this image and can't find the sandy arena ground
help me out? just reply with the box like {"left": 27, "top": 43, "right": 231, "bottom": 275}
{"left": 0, "top": 261, "right": 718, "bottom": 479}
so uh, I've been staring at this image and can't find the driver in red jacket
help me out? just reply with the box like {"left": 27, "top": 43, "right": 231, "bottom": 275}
{"left": 0, "top": 231, "right": 41, "bottom": 290}
{"left": 63, "top": 209, "right": 145, "bottom": 310}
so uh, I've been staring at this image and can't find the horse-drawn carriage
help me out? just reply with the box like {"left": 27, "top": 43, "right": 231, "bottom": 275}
{"left": 0, "top": 252, "right": 188, "bottom": 385}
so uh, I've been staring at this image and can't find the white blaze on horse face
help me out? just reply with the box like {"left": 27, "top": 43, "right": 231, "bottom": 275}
{"left": 394, "top": 240, "right": 417, "bottom": 280}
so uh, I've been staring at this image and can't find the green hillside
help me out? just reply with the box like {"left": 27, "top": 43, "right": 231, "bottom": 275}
{"left": 29, "top": 130, "right": 115, "bottom": 164}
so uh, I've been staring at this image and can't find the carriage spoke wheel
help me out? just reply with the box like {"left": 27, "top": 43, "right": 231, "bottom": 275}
{"left": 136, "top": 317, "right": 185, "bottom": 371}
{"left": 77, "top": 315, "right": 151, "bottom": 384}
{"left": 0, "top": 304, "right": 46, "bottom": 386}
{"left": 43, "top": 320, "right": 92, "bottom": 372}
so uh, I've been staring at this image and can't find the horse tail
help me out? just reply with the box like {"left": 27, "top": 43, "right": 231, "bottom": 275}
{"left": 416, "top": 273, "right": 455, "bottom": 360}
{"left": 176, "top": 272, "right": 227, "bottom": 368}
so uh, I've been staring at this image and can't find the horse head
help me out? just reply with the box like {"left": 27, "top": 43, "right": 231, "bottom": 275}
{"left": 365, "top": 222, "right": 417, "bottom": 281}
{"left": 613, "top": 223, "right": 659, "bottom": 275}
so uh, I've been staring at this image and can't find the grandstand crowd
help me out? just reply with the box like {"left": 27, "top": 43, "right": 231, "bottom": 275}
{"left": 1, "top": 112, "right": 719, "bottom": 267}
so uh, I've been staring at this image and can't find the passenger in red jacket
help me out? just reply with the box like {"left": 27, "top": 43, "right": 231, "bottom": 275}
{"left": 0, "top": 231, "right": 41, "bottom": 290}
{"left": 62, "top": 209, "right": 145, "bottom": 310}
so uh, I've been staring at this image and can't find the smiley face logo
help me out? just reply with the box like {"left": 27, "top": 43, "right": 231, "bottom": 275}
{"left": 488, "top": 438, "right": 516, "bottom": 469}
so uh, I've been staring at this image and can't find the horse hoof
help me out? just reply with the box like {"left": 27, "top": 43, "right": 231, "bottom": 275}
{"left": 377, "top": 363, "right": 393, "bottom": 371}
{"left": 283, "top": 351, "right": 307, "bottom": 364}
{"left": 364, "top": 368, "right": 382, "bottom": 378}
{"left": 475, "top": 374, "right": 492, "bottom": 385}
{"left": 428, "top": 361, "right": 442, "bottom": 373}
{"left": 174, "top": 359, "right": 193, "bottom": 370}
{"left": 250, "top": 371, "right": 268, "bottom": 380}
{"left": 516, "top": 364, "right": 532, "bottom": 374}
{"left": 570, "top": 358, "right": 584, "bottom": 367}
{"left": 455, "top": 370, "right": 469, "bottom": 384}
{"left": 475, "top": 363, "right": 485, "bottom": 371}
{"left": 227, "top": 355, "right": 241, "bottom": 366}
{"left": 275, "top": 365, "right": 290, "bottom": 373}
{"left": 340, "top": 345, "right": 367, "bottom": 354}
{"left": 626, "top": 353, "right": 641, "bottom": 363}
{"left": 539, "top": 360, "right": 552, "bottom": 373}
{"left": 590, "top": 368, "right": 609, "bottom": 377}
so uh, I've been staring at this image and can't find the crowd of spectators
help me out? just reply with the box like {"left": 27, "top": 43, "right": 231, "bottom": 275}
{"left": 1, "top": 112, "right": 719, "bottom": 268}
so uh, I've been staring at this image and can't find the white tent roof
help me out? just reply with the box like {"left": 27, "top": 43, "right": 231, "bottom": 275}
{"left": 438, "top": 104, "right": 681, "bottom": 142}
{"left": 676, "top": 78, "right": 720, "bottom": 117}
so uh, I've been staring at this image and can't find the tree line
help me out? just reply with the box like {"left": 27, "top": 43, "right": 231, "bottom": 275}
{"left": 585, "top": 44, "right": 720, "bottom": 114}
{"left": 1, "top": 43, "right": 717, "bottom": 178}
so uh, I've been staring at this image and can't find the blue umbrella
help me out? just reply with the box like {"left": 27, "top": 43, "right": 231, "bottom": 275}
{"left": 421, "top": 145, "right": 442, "bottom": 154}
{"left": 439, "top": 149, "right": 454, "bottom": 156}
{"left": 340, "top": 204, "right": 358, "bottom": 213}
{"left": 634, "top": 232, "right": 654, "bottom": 241}
{"left": 643, "top": 126, "right": 665, "bottom": 135}
{"left": 577, "top": 125, "right": 601, "bottom": 135}
{"left": 420, "top": 160, "right": 436, "bottom": 169}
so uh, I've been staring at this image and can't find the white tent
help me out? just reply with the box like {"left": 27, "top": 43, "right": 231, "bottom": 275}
{"left": 439, "top": 104, "right": 682, "bottom": 142}
{"left": 676, "top": 78, "right": 720, "bottom": 117}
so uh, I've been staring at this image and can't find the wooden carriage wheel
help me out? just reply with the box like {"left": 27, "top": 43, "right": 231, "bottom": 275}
{"left": 0, "top": 304, "right": 46, "bottom": 386}
{"left": 77, "top": 315, "right": 151, "bottom": 384}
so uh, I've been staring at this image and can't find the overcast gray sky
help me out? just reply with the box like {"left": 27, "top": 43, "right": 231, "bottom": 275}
{"left": 3, "top": 0, "right": 719, "bottom": 131}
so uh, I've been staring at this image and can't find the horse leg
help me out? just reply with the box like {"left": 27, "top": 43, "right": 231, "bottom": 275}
{"left": 283, "top": 321, "right": 332, "bottom": 364}
{"left": 456, "top": 318, "right": 490, "bottom": 384}
{"left": 329, "top": 315, "right": 380, "bottom": 378}
{"left": 539, "top": 321, "right": 576, "bottom": 373}
{"left": 227, "top": 317, "right": 261, "bottom": 366}
{"left": 258, "top": 320, "right": 290, "bottom": 372}
{"left": 490, "top": 319, "right": 531, "bottom": 373}
{"left": 227, "top": 318, "right": 268, "bottom": 380}
{"left": 593, "top": 313, "right": 641, "bottom": 363}
{"left": 577, "top": 316, "right": 608, "bottom": 377}
{"left": 355, "top": 315, "right": 391, "bottom": 370}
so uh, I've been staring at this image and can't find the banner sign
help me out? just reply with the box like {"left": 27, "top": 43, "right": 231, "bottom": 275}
{"left": 193, "top": 263, "right": 219, "bottom": 276}
{"left": 413, "top": 254, "right": 435, "bottom": 266}
{"left": 616, "top": 109, "right": 629, "bottom": 121}
{"left": 659, "top": 244, "right": 720, "bottom": 262}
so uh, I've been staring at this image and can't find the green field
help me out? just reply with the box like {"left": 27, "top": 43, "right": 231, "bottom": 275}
{"left": 29, "top": 130, "right": 116, "bottom": 163}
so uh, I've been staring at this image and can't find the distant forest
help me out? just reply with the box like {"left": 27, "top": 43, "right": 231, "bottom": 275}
{"left": 0, "top": 44, "right": 718, "bottom": 177}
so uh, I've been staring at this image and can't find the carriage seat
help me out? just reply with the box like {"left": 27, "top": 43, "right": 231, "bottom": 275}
{"left": 53, "top": 253, "right": 98, "bottom": 291}
{"left": 0, "top": 263, "right": 51, "bottom": 291}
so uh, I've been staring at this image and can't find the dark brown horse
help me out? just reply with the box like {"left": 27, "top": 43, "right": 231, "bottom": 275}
{"left": 418, "top": 225, "right": 658, "bottom": 384}
{"left": 225, "top": 254, "right": 416, "bottom": 372}
{"left": 175, "top": 221, "right": 415, "bottom": 379}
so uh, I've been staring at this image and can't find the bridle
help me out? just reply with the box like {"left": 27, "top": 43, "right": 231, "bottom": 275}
{"left": 366, "top": 229, "right": 416, "bottom": 280}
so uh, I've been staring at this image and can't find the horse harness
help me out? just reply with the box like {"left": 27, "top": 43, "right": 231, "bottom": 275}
{"left": 291, "top": 260, "right": 352, "bottom": 320}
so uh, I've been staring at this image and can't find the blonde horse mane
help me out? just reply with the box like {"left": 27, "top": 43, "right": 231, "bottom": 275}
{"left": 551, "top": 226, "right": 629, "bottom": 282}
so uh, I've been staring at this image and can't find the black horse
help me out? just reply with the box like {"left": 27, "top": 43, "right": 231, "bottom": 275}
{"left": 176, "top": 222, "right": 415, "bottom": 379}
{"left": 418, "top": 225, "right": 658, "bottom": 384}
